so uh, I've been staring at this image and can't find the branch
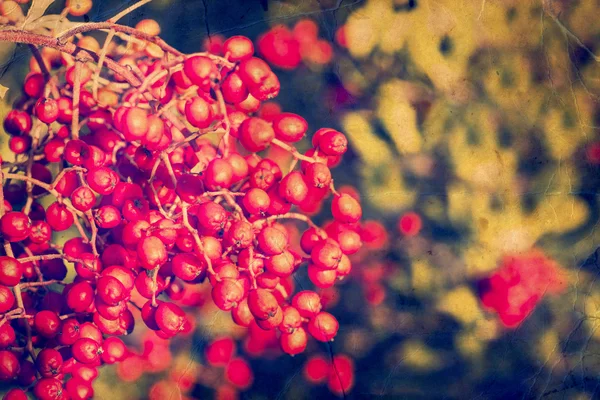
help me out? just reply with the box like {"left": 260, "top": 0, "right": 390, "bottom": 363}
{"left": 0, "top": 30, "right": 142, "bottom": 87}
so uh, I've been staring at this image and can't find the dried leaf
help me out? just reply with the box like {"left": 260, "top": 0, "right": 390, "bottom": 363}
{"left": 22, "top": 0, "right": 55, "bottom": 29}
{"left": 0, "top": 84, "right": 8, "bottom": 99}
{"left": 24, "top": 15, "right": 83, "bottom": 35}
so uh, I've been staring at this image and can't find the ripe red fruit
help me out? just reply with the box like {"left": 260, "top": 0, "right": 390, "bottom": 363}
{"left": 195, "top": 202, "right": 228, "bottom": 235}
{"left": 64, "top": 139, "right": 90, "bottom": 166}
{"left": 205, "top": 336, "right": 236, "bottom": 366}
{"left": 272, "top": 112, "right": 307, "bottom": 142}
{"left": 238, "top": 57, "right": 272, "bottom": 89}
{"left": 34, "top": 310, "right": 61, "bottom": 338}
{"left": 0, "top": 211, "right": 32, "bottom": 242}
{"left": 224, "top": 220, "right": 254, "bottom": 249}
{"left": 247, "top": 288, "right": 279, "bottom": 321}
{"left": 101, "top": 337, "right": 127, "bottom": 364}
{"left": 257, "top": 225, "right": 288, "bottom": 255}
{"left": 0, "top": 350, "right": 20, "bottom": 380}
{"left": 304, "top": 355, "right": 329, "bottom": 384}
{"left": 35, "top": 97, "right": 59, "bottom": 124}
{"left": 3, "top": 388, "right": 28, "bottom": 400}
{"left": 0, "top": 256, "right": 22, "bottom": 287}
{"left": 308, "top": 311, "right": 339, "bottom": 342}
{"left": 121, "top": 107, "right": 149, "bottom": 141}
{"left": 72, "top": 338, "right": 101, "bottom": 364}
{"left": 292, "top": 291, "right": 322, "bottom": 318}
{"left": 86, "top": 167, "right": 119, "bottom": 195}
{"left": 171, "top": 253, "right": 206, "bottom": 282}
{"left": 331, "top": 193, "right": 362, "bottom": 223}
{"left": 242, "top": 188, "right": 270, "bottom": 215}
{"left": 0, "top": 324, "right": 16, "bottom": 348}
{"left": 398, "top": 211, "right": 422, "bottom": 236}
{"left": 58, "top": 318, "right": 81, "bottom": 346}
{"left": 265, "top": 250, "right": 295, "bottom": 277}
{"left": 93, "top": 205, "right": 122, "bottom": 229}
{"left": 46, "top": 201, "right": 74, "bottom": 231}
{"left": 279, "top": 171, "right": 309, "bottom": 204}
{"left": 225, "top": 358, "right": 253, "bottom": 390}
{"left": 137, "top": 236, "right": 167, "bottom": 269}
{"left": 316, "top": 129, "right": 348, "bottom": 156}
{"left": 0, "top": 285, "right": 15, "bottom": 314}
{"left": 70, "top": 186, "right": 96, "bottom": 212}
{"left": 65, "top": 377, "right": 94, "bottom": 400}
{"left": 156, "top": 302, "right": 186, "bottom": 335}
{"left": 204, "top": 158, "right": 233, "bottom": 190}
{"left": 33, "top": 378, "right": 64, "bottom": 400}
{"left": 257, "top": 25, "right": 302, "bottom": 70}
{"left": 36, "top": 348, "right": 63, "bottom": 378}
{"left": 309, "top": 263, "right": 337, "bottom": 288}
{"left": 223, "top": 36, "right": 254, "bottom": 62}
{"left": 212, "top": 278, "right": 245, "bottom": 311}
{"left": 24, "top": 73, "right": 45, "bottom": 97}
{"left": 185, "top": 96, "right": 213, "bottom": 128}
{"left": 239, "top": 117, "right": 275, "bottom": 152}
{"left": 311, "top": 240, "right": 343, "bottom": 270}
{"left": 328, "top": 355, "right": 355, "bottom": 395}
{"left": 29, "top": 220, "right": 52, "bottom": 244}
{"left": 96, "top": 275, "right": 126, "bottom": 305}
{"left": 3, "top": 110, "right": 32, "bottom": 136}
{"left": 221, "top": 72, "right": 249, "bottom": 104}
{"left": 304, "top": 162, "right": 332, "bottom": 189}
{"left": 183, "top": 55, "right": 218, "bottom": 91}
{"left": 280, "top": 326, "right": 308, "bottom": 355}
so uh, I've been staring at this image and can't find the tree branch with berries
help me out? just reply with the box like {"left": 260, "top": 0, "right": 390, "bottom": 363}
{"left": 0, "top": 0, "right": 362, "bottom": 399}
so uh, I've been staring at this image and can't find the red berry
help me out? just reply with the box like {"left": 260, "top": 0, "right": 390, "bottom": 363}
{"left": 331, "top": 193, "right": 362, "bottom": 223}
{"left": 3, "top": 110, "right": 32, "bottom": 136}
{"left": 137, "top": 236, "right": 168, "bottom": 269}
{"left": 185, "top": 96, "right": 213, "bottom": 128}
{"left": 35, "top": 97, "right": 59, "bottom": 124}
{"left": 155, "top": 302, "right": 186, "bottom": 335}
{"left": 46, "top": 201, "right": 74, "bottom": 231}
{"left": 0, "top": 212, "right": 31, "bottom": 242}
{"left": 36, "top": 348, "right": 63, "bottom": 378}
{"left": 223, "top": 36, "right": 254, "bottom": 62}
{"left": 292, "top": 291, "right": 322, "bottom": 318}
{"left": 34, "top": 310, "right": 61, "bottom": 338}
{"left": 183, "top": 56, "right": 218, "bottom": 91}
{"left": 206, "top": 336, "right": 236, "bottom": 366}
{"left": 280, "top": 327, "right": 308, "bottom": 355}
{"left": 225, "top": 358, "right": 253, "bottom": 390}
{"left": 0, "top": 257, "right": 22, "bottom": 287}
{"left": 3, "top": 388, "right": 28, "bottom": 400}
{"left": 72, "top": 338, "right": 101, "bottom": 364}
{"left": 239, "top": 117, "right": 275, "bottom": 152}
{"left": 279, "top": 171, "right": 308, "bottom": 205}
{"left": 307, "top": 311, "right": 339, "bottom": 342}
{"left": 33, "top": 378, "right": 64, "bottom": 400}
{"left": 272, "top": 112, "right": 307, "bottom": 142}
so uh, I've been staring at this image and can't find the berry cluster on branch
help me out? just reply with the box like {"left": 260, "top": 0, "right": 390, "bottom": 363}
{"left": 0, "top": 1, "right": 363, "bottom": 399}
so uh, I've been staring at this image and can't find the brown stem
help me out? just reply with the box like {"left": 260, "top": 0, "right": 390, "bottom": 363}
{"left": 181, "top": 205, "right": 218, "bottom": 280}
{"left": 71, "top": 60, "right": 83, "bottom": 140}
{"left": 253, "top": 212, "right": 320, "bottom": 230}
{"left": 57, "top": 22, "right": 182, "bottom": 56}
{"left": 0, "top": 30, "right": 142, "bottom": 87}
{"left": 271, "top": 138, "right": 318, "bottom": 163}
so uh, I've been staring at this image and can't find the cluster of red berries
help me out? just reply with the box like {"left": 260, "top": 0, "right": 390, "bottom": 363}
{"left": 257, "top": 20, "right": 333, "bottom": 69}
{"left": 0, "top": 5, "right": 363, "bottom": 398}
{"left": 478, "top": 250, "right": 566, "bottom": 328}
{"left": 303, "top": 353, "right": 355, "bottom": 396}
{"left": 200, "top": 19, "right": 333, "bottom": 72}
